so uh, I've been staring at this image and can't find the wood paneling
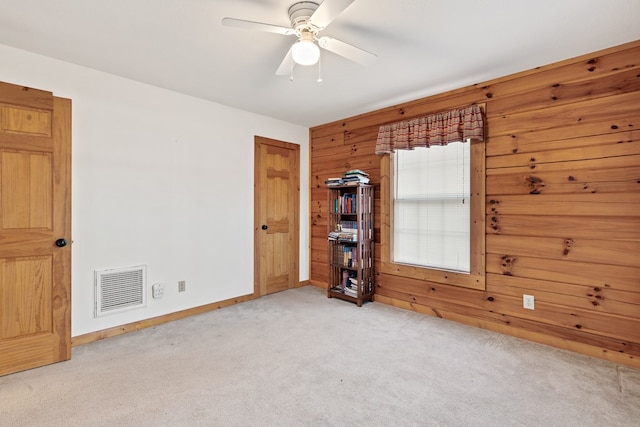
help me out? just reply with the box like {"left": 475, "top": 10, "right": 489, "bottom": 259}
{"left": 310, "top": 40, "right": 640, "bottom": 368}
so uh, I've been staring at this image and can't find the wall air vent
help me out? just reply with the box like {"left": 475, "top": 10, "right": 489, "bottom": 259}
{"left": 95, "top": 265, "right": 146, "bottom": 317}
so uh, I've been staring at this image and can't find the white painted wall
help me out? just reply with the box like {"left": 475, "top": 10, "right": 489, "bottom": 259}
{"left": 0, "top": 44, "right": 310, "bottom": 337}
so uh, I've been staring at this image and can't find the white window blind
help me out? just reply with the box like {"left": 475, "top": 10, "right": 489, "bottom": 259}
{"left": 393, "top": 141, "right": 470, "bottom": 273}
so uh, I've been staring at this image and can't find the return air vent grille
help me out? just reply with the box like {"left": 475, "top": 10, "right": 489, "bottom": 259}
{"left": 95, "top": 265, "right": 146, "bottom": 317}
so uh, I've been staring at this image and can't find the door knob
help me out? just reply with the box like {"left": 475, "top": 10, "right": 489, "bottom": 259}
{"left": 55, "top": 238, "right": 67, "bottom": 247}
{"left": 261, "top": 225, "right": 268, "bottom": 230}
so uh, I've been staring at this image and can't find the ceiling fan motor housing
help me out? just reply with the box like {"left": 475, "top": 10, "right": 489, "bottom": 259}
{"left": 288, "top": 1, "right": 320, "bottom": 32}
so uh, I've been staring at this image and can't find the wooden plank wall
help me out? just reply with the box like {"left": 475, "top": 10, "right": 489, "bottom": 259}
{"left": 309, "top": 40, "right": 640, "bottom": 368}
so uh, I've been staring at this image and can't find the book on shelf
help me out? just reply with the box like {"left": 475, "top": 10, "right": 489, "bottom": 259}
{"left": 343, "top": 287, "right": 357, "bottom": 297}
{"left": 330, "top": 285, "right": 356, "bottom": 297}
{"left": 340, "top": 233, "right": 357, "bottom": 242}
{"left": 330, "top": 283, "right": 366, "bottom": 298}
{"left": 325, "top": 169, "right": 371, "bottom": 186}
{"left": 344, "top": 246, "right": 358, "bottom": 267}
{"left": 334, "top": 193, "right": 357, "bottom": 213}
{"left": 348, "top": 277, "right": 373, "bottom": 294}
{"left": 347, "top": 278, "right": 360, "bottom": 290}
{"left": 344, "top": 169, "right": 369, "bottom": 178}
{"left": 342, "top": 175, "right": 370, "bottom": 184}
{"left": 325, "top": 177, "right": 344, "bottom": 186}
{"left": 330, "top": 269, "right": 359, "bottom": 297}
{"left": 328, "top": 231, "right": 357, "bottom": 242}
{"left": 336, "top": 219, "right": 357, "bottom": 231}
{"left": 331, "top": 244, "right": 359, "bottom": 267}
{"left": 343, "top": 169, "right": 370, "bottom": 184}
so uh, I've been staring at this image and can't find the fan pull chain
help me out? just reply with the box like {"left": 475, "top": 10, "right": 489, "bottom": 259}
{"left": 317, "top": 53, "right": 323, "bottom": 83}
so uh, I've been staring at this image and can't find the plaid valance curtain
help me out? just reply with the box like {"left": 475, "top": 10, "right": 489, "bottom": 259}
{"left": 375, "top": 104, "right": 484, "bottom": 154}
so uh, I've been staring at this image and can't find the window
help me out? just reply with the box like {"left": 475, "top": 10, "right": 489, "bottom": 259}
{"left": 380, "top": 139, "right": 485, "bottom": 290}
{"left": 394, "top": 141, "right": 470, "bottom": 273}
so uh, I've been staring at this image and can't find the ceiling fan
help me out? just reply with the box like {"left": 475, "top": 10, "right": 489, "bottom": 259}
{"left": 222, "top": 0, "right": 377, "bottom": 77}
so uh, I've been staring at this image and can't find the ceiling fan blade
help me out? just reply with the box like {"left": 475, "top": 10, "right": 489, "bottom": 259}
{"left": 275, "top": 47, "right": 295, "bottom": 76}
{"left": 317, "top": 36, "right": 377, "bottom": 66}
{"left": 309, "top": 0, "right": 355, "bottom": 30}
{"left": 221, "top": 17, "right": 295, "bottom": 36}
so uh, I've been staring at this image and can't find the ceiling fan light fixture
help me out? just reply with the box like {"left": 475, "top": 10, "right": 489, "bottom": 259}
{"left": 291, "top": 36, "right": 320, "bottom": 66}
{"left": 223, "top": 0, "right": 377, "bottom": 76}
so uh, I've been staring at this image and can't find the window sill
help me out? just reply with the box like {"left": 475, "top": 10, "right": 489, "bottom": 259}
{"left": 380, "top": 260, "right": 485, "bottom": 290}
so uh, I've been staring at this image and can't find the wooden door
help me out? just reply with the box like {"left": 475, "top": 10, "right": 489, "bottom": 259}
{"left": 0, "top": 82, "right": 71, "bottom": 376}
{"left": 254, "top": 136, "right": 300, "bottom": 296}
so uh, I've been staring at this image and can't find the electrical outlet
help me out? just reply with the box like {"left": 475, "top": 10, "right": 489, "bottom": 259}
{"left": 178, "top": 280, "right": 186, "bottom": 292}
{"left": 152, "top": 283, "right": 164, "bottom": 299}
{"left": 523, "top": 294, "right": 535, "bottom": 310}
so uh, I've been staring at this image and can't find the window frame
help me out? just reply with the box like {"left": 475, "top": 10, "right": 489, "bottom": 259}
{"left": 380, "top": 138, "right": 486, "bottom": 290}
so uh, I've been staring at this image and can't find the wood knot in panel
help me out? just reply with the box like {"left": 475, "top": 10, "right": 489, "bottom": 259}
{"left": 490, "top": 215, "right": 499, "bottom": 232}
{"left": 526, "top": 175, "right": 544, "bottom": 194}
{"left": 500, "top": 255, "right": 516, "bottom": 275}
{"left": 488, "top": 199, "right": 500, "bottom": 214}
{"left": 562, "top": 238, "right": 574, "bottom": 256}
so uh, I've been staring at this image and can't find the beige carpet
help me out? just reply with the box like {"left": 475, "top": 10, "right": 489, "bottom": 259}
{"left": 1, "top": 285, "right": 639, "bottom": 426}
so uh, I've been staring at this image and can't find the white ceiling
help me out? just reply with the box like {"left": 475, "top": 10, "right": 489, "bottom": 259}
{"left": 1, "top": 0, "right": 639, "bottom": 127}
